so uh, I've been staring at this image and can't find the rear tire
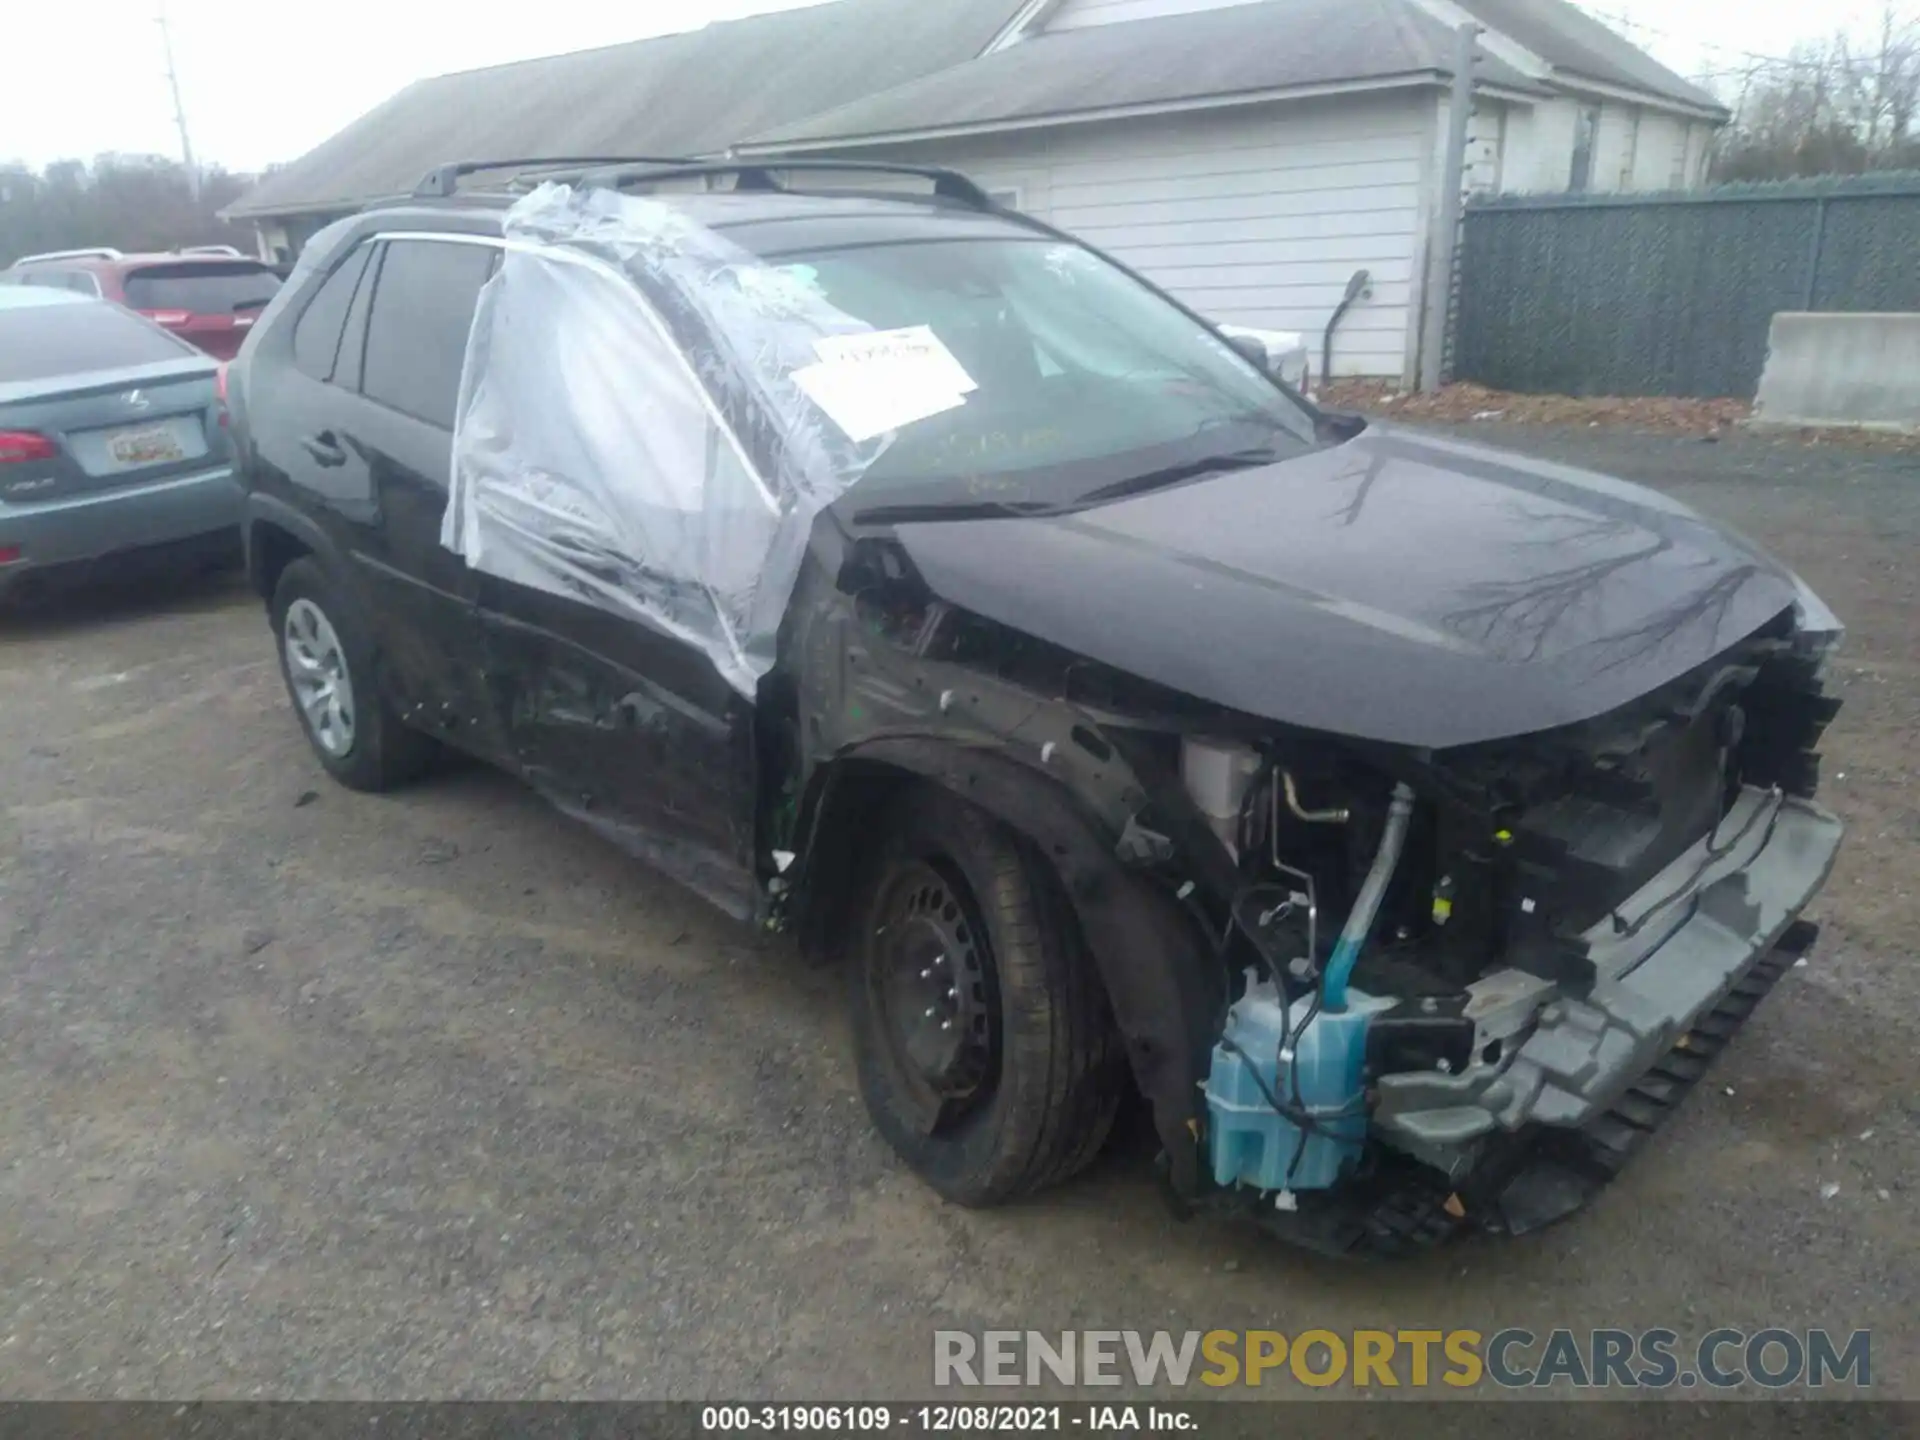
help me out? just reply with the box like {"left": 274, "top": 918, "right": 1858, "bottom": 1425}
{"left": 270, "top": 557, "right": 436, "bottom": 792}
{"left": 850, "top": 784, "right": 1124, "bottom": 1206}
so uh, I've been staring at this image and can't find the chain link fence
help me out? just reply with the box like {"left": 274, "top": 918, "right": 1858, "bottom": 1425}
{"left": 1452, "top": 173, "right": 1920, "bottom": 399}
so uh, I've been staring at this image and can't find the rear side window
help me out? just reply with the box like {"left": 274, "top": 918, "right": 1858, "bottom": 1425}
{"left": 360, "top": 239, "right": 496, "bottom": 429}
{"left": 122, "top": 262, "right": 281, "bottom": 314}
{"left": 334, "top": 244, "right": 381, "bottom": 392}
{"left": 0, "top": 302, "right": 196, "bottom": 383}
{"left": 292, "top": 243, "right": 373, "bottom": 381}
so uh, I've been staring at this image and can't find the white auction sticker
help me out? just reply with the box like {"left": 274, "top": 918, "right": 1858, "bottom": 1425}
{"left": 793, "top": 325, "right": 977, "bottom": 442}
{"left": 812, "top": 325, "right": 978, "bottom": 395}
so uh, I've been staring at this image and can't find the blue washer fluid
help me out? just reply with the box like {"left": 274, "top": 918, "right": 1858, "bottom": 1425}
{"left": 1205, "top": 974, "right": 1394, "bottom": 1193}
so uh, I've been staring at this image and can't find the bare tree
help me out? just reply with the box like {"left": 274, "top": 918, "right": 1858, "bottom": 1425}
{"left": 0, "top": 155, "right": 254, "bottom": 267}
{"left": 1710, "top": 3, "right": 1920, "bottom": 180}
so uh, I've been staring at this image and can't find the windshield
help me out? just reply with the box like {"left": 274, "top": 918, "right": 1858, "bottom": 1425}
{"left": 752, "top": 236, "right": 1319, "bottom": 514}
{"left": 123, "top": 262, "right": 282, "bottom": 314}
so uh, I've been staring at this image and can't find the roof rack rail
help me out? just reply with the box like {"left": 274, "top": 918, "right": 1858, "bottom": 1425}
{"left": 12, "top": 246, "right": 123, "bottom": 265}
{"left": 412, "top": 157, "right": 698, "bottom": 199}
{"left": 580, "top": 160, "right": 994, "bottom": 211}
{"left": 176, "top": 244, "right": 247, "bottom": 257}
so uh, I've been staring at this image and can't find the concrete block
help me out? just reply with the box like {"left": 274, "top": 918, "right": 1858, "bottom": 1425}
{"left": 1753, "top": 312, "right": 1920, "bottom": 431}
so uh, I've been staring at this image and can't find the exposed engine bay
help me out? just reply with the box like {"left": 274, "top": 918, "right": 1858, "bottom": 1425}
{"left": 777, "top": 521, "right": 1844, "bottom": 1252}
{"left": 1178, "top": 617, "right": 1840, "bottom": 1216}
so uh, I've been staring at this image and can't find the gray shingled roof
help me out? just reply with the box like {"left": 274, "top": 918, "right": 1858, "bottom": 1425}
{"left": 225, "top": 0, "right": 1027, "bottom": 219}
{"left": 740, "top": 0, "right": 1544, "bottom": 149}
{"left": 1455, "top": 0, "right": 1723, "bottom": 112}
{"left": 230, "top": 0, "right": 1719, "bottom": 220}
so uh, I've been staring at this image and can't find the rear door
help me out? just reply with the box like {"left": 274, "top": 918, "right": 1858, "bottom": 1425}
{"left": 243, "top": 229, "right": 504, "bottom": 759}
{"left": 337, "top": 235, "right": 505, "bottom": 758}
{"left": 0, "top": 300, "right": 223, "bottom": 508}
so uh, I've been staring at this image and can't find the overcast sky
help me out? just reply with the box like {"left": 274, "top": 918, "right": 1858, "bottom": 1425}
{"left": 1, "top": 0, "right": 1899, "bottom": 174}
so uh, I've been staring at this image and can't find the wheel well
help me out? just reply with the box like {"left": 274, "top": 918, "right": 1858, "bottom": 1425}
{"left": 794, "top": 752, "right": 1118, "bottom": 960}
{"left": 795, "top": 741, "right": 1220, "bottom": 1197}
{"left": 791, "top": 759, "right": 919, "bottom": 961}
{"left": 249, "top": 520, "right": 311, "bottom": 600}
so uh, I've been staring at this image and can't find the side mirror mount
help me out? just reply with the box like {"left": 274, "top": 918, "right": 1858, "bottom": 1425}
{"left": 1225, "top": 332, "right": 1270, "bottom": 371}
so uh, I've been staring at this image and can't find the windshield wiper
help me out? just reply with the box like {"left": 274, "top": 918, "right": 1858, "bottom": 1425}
{"left": 851, "top": 497, "right": 1051, "bottom": 526}
{"left": 850, "top": 448, "right": 1285, "bottom": 528}
{"left": 1064, "top": 447, "right": 1284, "bottom": 508}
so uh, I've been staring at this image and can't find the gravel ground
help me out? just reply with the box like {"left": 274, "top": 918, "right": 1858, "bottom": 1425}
{"left": 0, "top": 425, "right": 1915, "bottom": 1401}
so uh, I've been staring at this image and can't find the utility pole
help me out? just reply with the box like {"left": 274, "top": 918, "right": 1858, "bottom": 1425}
{"left": 156, "top": 4, "right": 199, "bottom": 201}
{"left": 1419, "top": 22, "right": 1479, "bottom": 392}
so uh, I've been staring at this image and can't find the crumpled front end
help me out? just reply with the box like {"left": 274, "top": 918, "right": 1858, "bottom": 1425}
{"left": 1174, "top": 614, "right": 1845, "bottom": 1251}
{"left": 784, "top": 479, "right": 1843, "bottom": 1253}
{"left": 1377, "top": 789, "right": 1840, "bottom": 1148}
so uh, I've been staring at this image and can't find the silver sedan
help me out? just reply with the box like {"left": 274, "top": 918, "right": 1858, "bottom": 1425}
{"left": 0, "top": 286, "right": 239, "bottom": 602}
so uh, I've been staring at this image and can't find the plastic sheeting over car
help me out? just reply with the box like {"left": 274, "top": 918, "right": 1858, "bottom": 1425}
{"left": 445, "top": 183, "right": 938, "bottom": 696}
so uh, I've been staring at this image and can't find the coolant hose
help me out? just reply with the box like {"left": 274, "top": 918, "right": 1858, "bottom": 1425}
{"left": 1321, "top": 782, "right": 1416, "bottom": 1012}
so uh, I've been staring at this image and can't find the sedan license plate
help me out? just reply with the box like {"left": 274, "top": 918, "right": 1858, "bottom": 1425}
{"left": 106, "top": 423, "right": 187, "bottom": 466}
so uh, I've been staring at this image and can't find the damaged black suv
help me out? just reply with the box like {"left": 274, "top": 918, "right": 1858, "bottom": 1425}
{"left": 229, "top": 159, "right": 1843, "bottom": 1255}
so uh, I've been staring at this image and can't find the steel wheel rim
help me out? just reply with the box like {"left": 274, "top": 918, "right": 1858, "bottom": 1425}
{"left": 870, "top": 859, "right": 999, "bottom": 1132}
{"left": 283, "top": 597, "right": 356, "bottom": 758}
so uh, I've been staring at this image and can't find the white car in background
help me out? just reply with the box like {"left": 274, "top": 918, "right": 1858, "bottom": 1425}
{"left": 1218, "top": 323, "right": 1312, "bottom": 396}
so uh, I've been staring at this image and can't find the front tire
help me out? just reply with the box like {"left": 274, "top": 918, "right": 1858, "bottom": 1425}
{"left": 270, "top": 557, "right": 435, "bottom": 792}
{"left": 851, "top": 784, "right": 1124, "bottom": 1206}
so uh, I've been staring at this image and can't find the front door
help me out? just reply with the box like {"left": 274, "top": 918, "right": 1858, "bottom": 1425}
{"left": 479, "top": 575, "right": 760, "bottom": 916}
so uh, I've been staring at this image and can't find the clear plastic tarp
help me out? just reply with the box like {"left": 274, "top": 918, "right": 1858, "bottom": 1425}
{"left": 445, "top": 183, "right": 971, "bottom": 696}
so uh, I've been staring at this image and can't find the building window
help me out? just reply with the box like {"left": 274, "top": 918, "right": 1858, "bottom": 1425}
{"left": 1569, "top": 104, "right": 1601, "bottom": 192}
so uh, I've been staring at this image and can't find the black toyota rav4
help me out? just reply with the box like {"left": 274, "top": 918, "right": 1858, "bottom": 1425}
{"left": 229, "top": 159, "right": 1843, "bottom": 1255}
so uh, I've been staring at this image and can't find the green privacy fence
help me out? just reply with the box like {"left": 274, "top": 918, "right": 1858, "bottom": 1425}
{"left": 1453, "top": 174, "right": 1920, "bottom": 399}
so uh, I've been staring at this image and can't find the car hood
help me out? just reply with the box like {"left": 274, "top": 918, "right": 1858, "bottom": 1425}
{"left": 890, "top": 425, "right": 1808, "bottom": 748}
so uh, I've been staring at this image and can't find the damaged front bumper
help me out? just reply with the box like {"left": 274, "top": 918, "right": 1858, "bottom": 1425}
{"left": 1373, "top": 786, "right": 1843, "bottom": 1173}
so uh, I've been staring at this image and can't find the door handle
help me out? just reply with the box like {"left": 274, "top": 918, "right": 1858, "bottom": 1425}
{"left": 300, "top": 431, "right": 348, "bottom": 468}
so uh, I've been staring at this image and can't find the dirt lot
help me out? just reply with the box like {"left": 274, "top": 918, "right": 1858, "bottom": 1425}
{"left": 1, "top": 424, "right": 1916, "bottom": 1400}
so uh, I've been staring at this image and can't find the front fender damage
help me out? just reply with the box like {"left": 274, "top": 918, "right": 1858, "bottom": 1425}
{"left": 773, "top": 542, "right": 1229, "bottom": 1199}
{"left": 819, "top": 738, "right": 1223, "bottom": 1202}
{"left": 769, "top": 531, "right": 1845, "bottom": 1254}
